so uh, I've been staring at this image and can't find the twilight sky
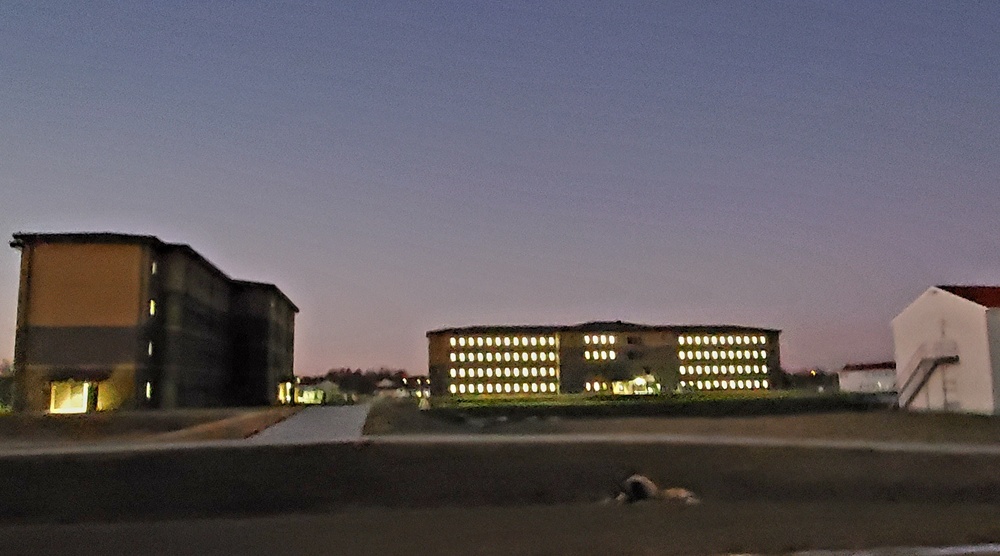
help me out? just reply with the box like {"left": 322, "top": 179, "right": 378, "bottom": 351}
{"left": 2, "top": 1, "right": 999, "bottom": 375}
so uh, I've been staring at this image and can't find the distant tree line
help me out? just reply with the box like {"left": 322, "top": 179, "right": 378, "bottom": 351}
{"left": 301, "top": 367, "right": 411, "bottom": 395}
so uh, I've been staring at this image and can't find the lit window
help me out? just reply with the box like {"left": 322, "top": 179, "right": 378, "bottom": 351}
{"left": 450, "top": 353, "right": 457, "bottom": 362}
{"left": 735, "top": 336, "right": 742, "bottom": 345}
{"left": 486, "top": 337, "right": 493, "bottom": 347}
{"left": 737, "top": 365, "right": 743, "bottom": 374}
{"left": 522, "top": 352, "right": 529, "bottom": 360}
{"left": 459, "top": 368, "right": 466, "bottom": 378}
{"left": 549, "top": 382, "right": 556, "bottom": 391}
{"left": 477, "top": 353, "right": 484, "bottom": 362}
{"left": 475, "top": 337, "right": 482, "bottom": 347}
{"left": 728, "top": 350, "right": 735, "bottom": 359}
{"left": 711, "top": 336, "right": 718, "bottom": 345}
{"left": 504, "top": 368, "right": 511, "bottom": 377}
{"left": 522, "top": 382, "right": 529, "bottom": 391}
{"left": 149, "top": 300, "right": 156, "bottom": 316}
{"left": 449, "top": 384, "right": 457, "bottom": 394}
{"left": 678, "top": 351, "right": 686, "bottom": 360}
{"left": 727, "top": 336, "right": 734, "bottom": 344}
{"left": 695, "top": 336, "right": 702, "bottom": 345}
{"left": 531, "top": 368, "right": 538, "bottom": 377}
{"left": 540, "top": 352, "right": 547, "bottom": 361}
{"left": 752, "top": 336, "right": 759, "bottom": 345}
{"left": 450, "top": 369, "right": 456, "bottom": 378}
{"left": 599, "top": 334, "right": 607, "bottom": 344}
{"left": 745, "top": 350, "right": 751, "bottom": 359}
{"left": 513, "top": 368, "right": 520, "bottom": 377}
{"left": 721, "top": 381, "right": 728, "bottom": 389}
{"left": 487, "top": 384, "right": 494, "bottom": 393}
{"left": 548, "top": 336, "right": 556, "bottom": 345}
{"left": 513, "top": 383, "right": 520, "bottom": 393}
{"left": 460, "top": 338, "right": 467, "bottom": 347}
{"left": 504, "top": 353, "right": 511, "bottom": 361}
{"left": 151, "top": 262, "right": 157, "bottom": 275}
{"left": 531, "top": 383, "right": 538, "bottom": 392}
{"left": 736, "top": 351, "right": 743, "bottom": 359}
{"left": 450, "top": 338, "right": 457, "bottom": 347}
{"left": 609, "top": 351, "right": 616, "bottom": 360}
{"left": 762, "top": 365, "right": 768, "bottom": 373}
{"left": 147, "top": 342, "right": 153, "bottom": 357}
{"left": 513, "top": 337, "right": 520, "bottom": 347}
{"left": 711, "top": 351, "right": 719, "bottom": 360}
{"left": 762, "top": 380, "right": 769, "bottom": 388}
{"left": 540, "top": 337, "right": 547, "bottom": 346}
{"left": 586, "top": 382, "right": 592, "bottom": 391}
{"left": 761, "top": 351, "right": 767, "bottom": 358}
{"left": 486, "top": 368, "right": 493, "bottom": 377}
{"left": 478, "top": 368, "right": 484, "bottom": 378}
{"left": 696, "top": 365, "right": 703, "bottom": 374}
{"left": 520, "top": 336, "right": 527, "bottom": 346}
{"left": 760, "top": 336, "right": 766, "bottom": 344}
{"left": 585, "top": 351, "right": 591, "bottom": 360}
{"left": 459, "top": 384, "right": 466, "bottom": 394}
{"left": 609, "top": 335, "right": 615, "bottom": 344}
{"left": 680, "top": 366, "right": 686, "bottom": 375}
{"left": 504, "top": 337, "right": 511, "bottom": 346}
{"left": 505, "top": 383, "right": 512, "bottom": 393}
{"left": 713, "top": 366, "right": 720, "bottom": 374}
{"left": 679, "top": 337, "right": 686, "bottom": 346}
{"left": 531, "top": 352, "right": 538, "bottom": 361}
{"left": 477, "top": 384, "right": 484, "bottom": 394}
{"left": 729, "top": 380, "right": 736, "bottom": 388}
{"left": 540, "top": 383, "right": 548, "bottom": 393}
{"left": 743, "top": 336, "right": 750, "bottom": 344}
{"left": 486, "top": 353, "right": 493, "bottom": 362}
{"left": 145, "top": 381, "right": 152, "bottom": 400}
{"left": 600, "top": 351, "right": 608, "bottom": 360}
{"left": 513, "top": 353, "right": 520, "bottom": 362}
{"left": 584, "top": 335, "right": 591, "bottom": 344}
{"left": 459, "top": 353, "right": 466, "bottom": 362}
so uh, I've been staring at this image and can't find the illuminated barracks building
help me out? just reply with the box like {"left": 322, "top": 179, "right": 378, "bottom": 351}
{"left": 10, "top": 233, "right": 297, "bottom": 413}
{"left": 427, "top": 322, "right": 780, "bottom": 397}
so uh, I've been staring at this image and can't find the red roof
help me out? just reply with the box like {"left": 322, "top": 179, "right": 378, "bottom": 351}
{"left": 938, "top": 285, "right": 1000, "bottom": 308}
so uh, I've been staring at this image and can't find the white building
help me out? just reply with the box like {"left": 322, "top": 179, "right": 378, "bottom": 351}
{"left": 892, "top": 285, "right": 1000, "bottom": 415}
{"left": 837, "top": 362, "right": 896, "bottom": 394}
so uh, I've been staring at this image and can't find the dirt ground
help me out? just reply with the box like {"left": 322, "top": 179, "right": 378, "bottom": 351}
{"left": 0, "top": 407, "right": 296, "bottom": 448}
{"left": 364, "top": 398, "right": 1000, "bottom": 444}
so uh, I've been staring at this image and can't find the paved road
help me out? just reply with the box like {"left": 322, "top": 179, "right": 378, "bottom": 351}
{"left": 247, "top": 404, "right": 372, "bottom": 445}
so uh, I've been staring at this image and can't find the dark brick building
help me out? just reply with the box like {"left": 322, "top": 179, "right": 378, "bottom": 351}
{"left": 10, "top": 232, "right": 297, "bottom": 413}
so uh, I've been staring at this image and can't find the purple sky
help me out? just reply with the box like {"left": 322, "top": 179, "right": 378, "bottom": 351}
{"left": 2, "top": 2, "right": 999, "bottom": 375}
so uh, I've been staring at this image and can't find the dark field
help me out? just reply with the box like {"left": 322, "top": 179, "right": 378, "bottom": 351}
{"left": 365, "top": 398, "right": 1000, "bottom": 445}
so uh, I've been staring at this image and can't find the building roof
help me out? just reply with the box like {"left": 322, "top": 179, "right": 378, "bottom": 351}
{"left": 938, "top": 285, "right": 1000, "bottom": 308}
{"left": 427, "top": 321, "right": 780, "bottom": 337}
{"left": 11, "top": 232, "right": 297, "bottom": 312}
{"left": 839, "top": 361, "right": 895, "bottom": 373}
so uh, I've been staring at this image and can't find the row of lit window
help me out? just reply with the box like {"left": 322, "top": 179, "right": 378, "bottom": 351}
{"left": 585, "top": 382, "right": 609, "bottom": 391}
{"left": 450, "top": 351, "right": 558, "bottom": 363}
{"left": 680, "top": 379, "right": 768, "bottom": 390}
{"left": 450, "top": 336, "right": 557, "bottom": 348}
{"left": 680, "top": 365, "right": 768, "bottom": 375}
{"left": 679, "top": 334, "right": 766, "bottom": 346}
{"left": 449, "top": 382, "right": 559, "bottom": 394}
{"left": 449, "top": 367, "right": 559, "bottom": 379}
{"left": 583, "top": 334, "right": 615, "bottom": 345}
{"left": 678, "top": 350, "right": 767, "bottom": 361}
{"left": 584, "top": 350, "right": 617, "bottom": 361}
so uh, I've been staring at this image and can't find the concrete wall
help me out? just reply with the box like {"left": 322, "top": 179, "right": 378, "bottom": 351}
{"left": 230, "top": 285, "right": 296, "bottom": 405}
{"left": 892, "top": 288, "right": 993, "bottom": 414}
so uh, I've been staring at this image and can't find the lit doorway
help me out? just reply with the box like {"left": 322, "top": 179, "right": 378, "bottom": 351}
{"left": 49, "top": 381, "right": 98, "bottom": 414}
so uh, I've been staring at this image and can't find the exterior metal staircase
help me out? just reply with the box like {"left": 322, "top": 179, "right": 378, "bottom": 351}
{"left": 897, "top": 340, "right": 959, "bottom": 409}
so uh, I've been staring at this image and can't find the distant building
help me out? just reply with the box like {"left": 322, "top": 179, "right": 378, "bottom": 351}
{"left": 10, "top": 232, "right": 297, "bottom": 413}
{"left": 892, "top": 285, "right": 1000, "bottom": 414}
{"left": 427, "top": 322, "right": 780, "bottom": 397}
{"left": 837, "top": 361, "right": 896, "bottom": 394}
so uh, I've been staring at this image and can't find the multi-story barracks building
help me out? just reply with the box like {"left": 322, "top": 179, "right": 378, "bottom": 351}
{"left": 427, "top": 322, "right": 780, "bottom": 397}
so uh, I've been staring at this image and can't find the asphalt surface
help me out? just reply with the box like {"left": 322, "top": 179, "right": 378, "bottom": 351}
{"left": 247, "top": 404, "right": 372, "bottom": 445}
